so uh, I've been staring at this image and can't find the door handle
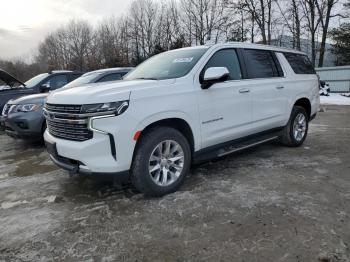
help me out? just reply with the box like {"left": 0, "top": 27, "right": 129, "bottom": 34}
{"left": 239, "top": 88, "right": 250, "bottom": 93}
{"left": 276, "top": 86, "right": 284, "bottom": 89}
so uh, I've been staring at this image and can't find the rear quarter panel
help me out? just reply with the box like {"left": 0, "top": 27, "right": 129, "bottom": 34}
{"left": 277, "top": 52, "right": 319, "bottom": 124}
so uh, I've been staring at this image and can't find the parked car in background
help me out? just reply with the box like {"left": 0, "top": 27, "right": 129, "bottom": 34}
{"left": 1, "top": 68, "right": 132, "bottom": 140}
{"left": 62, "top": 67, "right": 133, "bottom": 89}
{"left": 0, "top": 70, "right": 82, "bottom": 113}
{"left": 43, "top": 43, "right": 319, "bottom": 196}
{"left": 0, "top": 70, "right": 81, "bottom": 132}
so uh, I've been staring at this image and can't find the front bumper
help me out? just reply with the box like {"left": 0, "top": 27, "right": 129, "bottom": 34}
{"left": 44, "top": 113, "right": 138, "bottom": 175}
{"left": 48, "top": 149, "right": 129, "bottom": 182}
{"left": 0, "top": 111, "right": 44, "bottom": 140}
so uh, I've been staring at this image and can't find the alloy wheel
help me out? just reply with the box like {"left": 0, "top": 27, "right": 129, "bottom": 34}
{"left": 148, "top": 140, "right": 185, "bottom": 186}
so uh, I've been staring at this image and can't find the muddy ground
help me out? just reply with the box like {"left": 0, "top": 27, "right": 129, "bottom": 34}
{"left": 0, "top": 105, "right": 349, "bottom": 262}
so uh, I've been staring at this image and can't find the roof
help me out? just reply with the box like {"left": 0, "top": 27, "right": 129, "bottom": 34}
{"left": 91, "top": 67, "right": 134, "bottom": 73}
{"left": 178, "top": 42, "right": 306, "bottom": 56}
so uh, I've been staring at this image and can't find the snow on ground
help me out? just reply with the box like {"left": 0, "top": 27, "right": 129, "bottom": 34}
{"left": 320, "top": 93, "right": 350, "bottom": 105}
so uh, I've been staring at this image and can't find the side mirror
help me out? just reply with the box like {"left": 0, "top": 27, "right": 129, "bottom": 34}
{"left": 201, "top": 67, "right": 229, "bottom": 89}
{"left": 40, "top": 83, "right": 50, "bottom": 93}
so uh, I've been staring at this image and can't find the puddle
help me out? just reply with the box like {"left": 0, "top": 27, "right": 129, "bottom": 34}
{"left": 0, "top": 132, "right": 58, "bottom": 177}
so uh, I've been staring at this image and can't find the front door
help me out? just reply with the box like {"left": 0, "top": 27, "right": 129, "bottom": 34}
{"left": 195, "top": 48, "right": 252, "bottom": 148}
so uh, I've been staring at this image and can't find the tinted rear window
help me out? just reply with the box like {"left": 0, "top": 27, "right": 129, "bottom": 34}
{"left": 243, "top": 49, "right": 282, "bottom": 79}
{"left": 283, "top": 53, "right": 315, "bottom": 74}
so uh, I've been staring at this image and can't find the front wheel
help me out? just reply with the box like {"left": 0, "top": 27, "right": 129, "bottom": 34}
{"left": 280, "top": 106, "right": 309, "bottom": 147}
{"left": 131, "top": 127, "right": 191, "bottom": 197}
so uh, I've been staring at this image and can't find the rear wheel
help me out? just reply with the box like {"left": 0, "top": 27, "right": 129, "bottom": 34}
{"left": 280, "top": 106, "right": 309, "bottom": 147}
{"left": 131, "top": 127, "right": 191, "bottom": 197}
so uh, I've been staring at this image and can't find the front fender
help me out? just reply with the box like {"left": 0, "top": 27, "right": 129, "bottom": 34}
{"left": 134, "top": 110, "right": 201, "bottom": 151}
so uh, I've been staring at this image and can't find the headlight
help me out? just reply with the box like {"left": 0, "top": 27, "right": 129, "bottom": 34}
{"left": 9, "top": 103, "right": 42, "bottom": 113}
{"left": 81, "top": 101, "right": 129, "bottom": 115}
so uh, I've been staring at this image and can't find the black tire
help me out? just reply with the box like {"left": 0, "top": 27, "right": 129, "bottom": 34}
{"left": 280, "top": 106, "right": 309, "bottom": 147}
{"left": 41, "top": 121, "right": 47, "bottom": 135}
{"left": 131, "top": 126, "right": 191, "bottom": 197}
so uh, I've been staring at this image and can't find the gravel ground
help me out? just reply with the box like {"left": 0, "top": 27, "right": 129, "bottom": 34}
{"left": 0, "top": 105, "right": 349, "bottom": 262}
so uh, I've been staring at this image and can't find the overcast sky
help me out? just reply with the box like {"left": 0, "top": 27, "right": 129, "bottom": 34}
{"left": 0, "top": 0, "right": 131, "bottom": 61}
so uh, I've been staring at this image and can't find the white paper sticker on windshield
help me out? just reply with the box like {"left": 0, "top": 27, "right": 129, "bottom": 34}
{"left": 173, "top": 57, "right": 193, "bottom": 63}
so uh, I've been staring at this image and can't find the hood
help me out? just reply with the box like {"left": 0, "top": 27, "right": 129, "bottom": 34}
{"left": 8, "top": 93, "right": 48, "bottom": 105}
{"left": 46, "top": 79, "right": 160, "bottom": 104}
{"left": 0, "top": 69, "right": 25, "bottom": 88}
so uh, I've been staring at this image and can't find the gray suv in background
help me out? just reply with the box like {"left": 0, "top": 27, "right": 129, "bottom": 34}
{"left": 1, "top": 67, "right": 132, "bottom": 140}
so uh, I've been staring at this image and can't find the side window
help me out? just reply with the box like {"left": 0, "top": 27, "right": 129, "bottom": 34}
{"left": 283, "top": 53, "right": 316, "bottom": 74}
{"left": 69, "top": 74, "right": 81, "bottom": 82}
{"left": 44, "top": 75, "right": 68, "bottom": 89}
{"left": 120, "top": 72, "right": 129, "bottom": 77}
{"left": 243, "top": 49, "right": 281, "bottom": 79}
{"left": 97, "top": 73, "right": 122, "bottom": 83}
{"left": 202, "top": 49, "right": 242, "bottom": 80}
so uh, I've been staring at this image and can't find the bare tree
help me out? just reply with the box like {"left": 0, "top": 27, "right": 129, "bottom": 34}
{"left": 276, "top": 0, "right": 302, "bottom": 50}
{"left": 226, "top": 0, "right": 250, "bottom": 42}
{"left": 300, "top": 0, "right": 321, "bottom": 66}
{"left": 181, "top": 0, "right": 229, "bottom": 45}
{"left": 20, "top": 0, "right": 345, "bottom": 75}
{"left": 315, "top": 0, "right": 343, "bottom": 67}
{"left": 36, "top": 20, "right": 94, "bottom": 71}
{"left": 242, "top": 0, "right": 274, "bottom": 44}
{"left": 65, "top": 21, "right": 94, "bottom": 71}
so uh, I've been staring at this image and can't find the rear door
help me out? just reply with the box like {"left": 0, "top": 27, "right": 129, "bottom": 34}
{"left": 242, "top": 49, "right": 287, "bottom": 132}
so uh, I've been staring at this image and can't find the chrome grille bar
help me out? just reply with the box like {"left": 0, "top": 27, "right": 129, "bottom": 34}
{"left": 44, "top": 104, "right": 93, "bottom": 142}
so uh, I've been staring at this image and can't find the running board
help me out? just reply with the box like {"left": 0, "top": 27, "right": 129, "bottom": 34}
{"left": 216, "top": 136, "right": 278, "bottom": 157}
{"left": 193, "top": 127, "right": 283, "bottom": 164}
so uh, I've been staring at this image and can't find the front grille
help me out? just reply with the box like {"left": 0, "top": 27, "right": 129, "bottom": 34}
{"left": 45, "top": 103, "right": 82, "bottom": 114}
{"left": 44, "top": 103, "right": 92, "bottom": 142}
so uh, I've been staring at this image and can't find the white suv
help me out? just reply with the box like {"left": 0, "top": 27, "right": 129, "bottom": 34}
{"left": 44, "top": 43, "right": 320, "bottom": 196}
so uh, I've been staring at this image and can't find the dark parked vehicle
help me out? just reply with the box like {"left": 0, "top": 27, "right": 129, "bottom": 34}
{"left": 0, "top": 70, "right": 82, "bottom": 113}
{"left": 0, "top": 70, "right": 82, "bottom": 132}
{"left": 0, "top": 68, "right": 132, "bottom": 140}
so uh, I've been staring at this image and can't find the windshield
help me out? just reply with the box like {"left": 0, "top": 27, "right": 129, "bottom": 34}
{"left": 124, "top": 47, "right": 208, "bottom": 81}
{"left": 63, "top": 72, "right": 101, "bottom": 88}
{"left": 24, "top": 73, "right": 49, "bottom": 88}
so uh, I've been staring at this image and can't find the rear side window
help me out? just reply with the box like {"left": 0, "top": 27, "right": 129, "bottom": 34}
{"left": 44, "top": 75, "right": 68, "bottom": 90}
{"left": 69, "top": 74, "right": 81, "bottom": 81}
{"left": 202, "top": 49, "right": 242, "bottom": 80}
{"left": 97, "top": 73, "right": 122, "bottom": 83}
{"left": 243, "top": 49, "right": 282, "bottom": 79}
{"left": 283, "top": 53, "right": 316, "bottom": 74}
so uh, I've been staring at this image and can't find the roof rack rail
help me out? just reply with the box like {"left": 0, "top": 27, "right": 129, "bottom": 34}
{"left": 49, "top": 70, "right": 74, "bottom": 74}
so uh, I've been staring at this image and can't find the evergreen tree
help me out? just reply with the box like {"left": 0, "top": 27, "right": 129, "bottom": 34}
{"left": 330, "top": 23, "right": 350, "bottom": 66}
